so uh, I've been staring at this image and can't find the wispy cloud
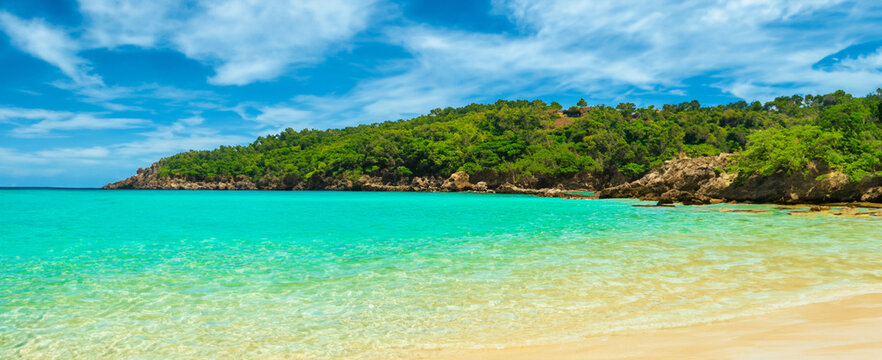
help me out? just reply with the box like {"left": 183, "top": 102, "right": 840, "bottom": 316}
{"left": 240, "top": 0, "right": 882, "bottom": 127}
{"left": 0, "top": 9, "right": 224, "bottom": 110}
{"left": 0, "top": 114, "right": 251, "bottom": 181}
{"left": 3, "top": 1, "right": 384, "bottom": 89}
{"left": 232, "top": 103, "right": 320, "bottom": 132}
{"left": 0, "top": 145, "right": 113, "bottom": 176}
{"left": 78, "top": 83, "right": 220, "bottom": 104}
{"left": 0, "top": 107, "right": 149, "bottom": 137}
{"left": 0, "top": 147, "right": 65, "bottom": 177}
{"left": 0, "top": 11, "right": 102, "bottom": 86}
{"left": 76, "top": 0, "right": 383, "bottom": 86}
{"left": 175, "top": 0, "right": 381, "bottom": 85}
{"left": 77, "top": 0, "right": 183, "bottom": 48}
{"left": 115, "top": 115, "right": 251, "bottom": 158}
{"left": 489, "top": 0, "right": 882, "bottom": 99}
{"left": 36, "top": 146, "right": 110, "bottom": 161}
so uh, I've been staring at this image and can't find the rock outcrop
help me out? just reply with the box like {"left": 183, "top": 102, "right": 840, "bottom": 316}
{"left": 103, "top": 163, "right": 259, "bottom": 190}
{"left": 441, "top": 171, "right": 473, "bottom": 191}
{"left": 597, "top": 154, "right": 882, "bottom": 204}
{"left": 103, "top": 162, "right": 598, "bottom": 198}
{"left": 598, "top": 154, "right": 730, "bottom": 204}
{"left": 105, "top": 155, "right": 881, "bottom": 204}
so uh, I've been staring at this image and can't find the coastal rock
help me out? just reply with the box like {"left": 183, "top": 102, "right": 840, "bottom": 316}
{"left": 598, "top": 154, "right": 728, "bottom": 204}
{"left": 104, "top": 156, "right": 878, "bottom": 205}
{"left": 493, "top": 183, "right": 592, "bottom": 199}
{"left": 597, "top": 155, "right": 882, "bottom": 204}
{"left": 442, "top": 171, "right": 473, "bottom": 191}
{"left": 862, "top": 187, "right": 882, "bottom": 202}
{"left": 103, "top": 162, "right": 259, "bottom": 190}
{"left": 474, "top": 181, "right": 488, "bottom": 192}
{"left": 496, "top": 182, "right": 530, "bottom": 194}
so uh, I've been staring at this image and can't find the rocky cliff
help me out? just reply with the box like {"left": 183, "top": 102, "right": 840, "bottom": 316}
{"left": 596, "top": 154, "right": 882, "bottom": 204}
{"left": 103, "top": 163, "right": 600, "bottom": 199}
{"left": 104, "top": 155, "right": 882, "bottom": 204}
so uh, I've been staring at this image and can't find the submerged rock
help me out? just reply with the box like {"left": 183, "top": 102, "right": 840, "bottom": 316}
{"left": 833, "top": 207, "right": 861, "bottom": 216}
{"left": 632, "top": 203, "right": 676, "bottom": 208}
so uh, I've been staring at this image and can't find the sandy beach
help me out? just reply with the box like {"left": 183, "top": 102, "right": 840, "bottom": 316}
{"left": 424, "top": 292, "right": 882, "bottom": 360}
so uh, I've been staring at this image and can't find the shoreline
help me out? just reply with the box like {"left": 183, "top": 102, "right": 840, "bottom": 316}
{"left": 423, "top": 292, "right": 882, "bottom": 360}
{"left": 104, "top": 155, "right": 882, "bottom": 204}
{"left": 100, "top": 187, "right": 882, "bottom": 209}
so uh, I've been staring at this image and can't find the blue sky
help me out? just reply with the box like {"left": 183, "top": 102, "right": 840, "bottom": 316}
{"left": 1, "top": 0, "right": 881, "bottom": 187}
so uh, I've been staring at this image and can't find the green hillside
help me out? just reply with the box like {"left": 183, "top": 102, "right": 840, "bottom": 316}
{"left": 155, "top": 90, "right": 882, "bottom": 187}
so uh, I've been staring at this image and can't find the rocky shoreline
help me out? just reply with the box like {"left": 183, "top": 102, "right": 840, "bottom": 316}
{"left": 104, "top": 155, "right": 882, "bottom": 205}
{"left": 102, "top": 163, "right": 597, "bottom": 199}
{"left": 596, "top": 154, "right": 882, "bottom": 205}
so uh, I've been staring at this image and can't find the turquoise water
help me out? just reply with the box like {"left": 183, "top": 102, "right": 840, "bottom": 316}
{"left": 1, "top": 190, "right": 881, "bottom": 359}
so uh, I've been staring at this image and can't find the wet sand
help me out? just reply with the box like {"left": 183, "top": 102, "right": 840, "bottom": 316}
{"left": 423, "top": 292, "right": 882, "bottom": 360}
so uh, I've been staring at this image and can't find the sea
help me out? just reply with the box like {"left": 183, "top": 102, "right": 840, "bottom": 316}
{"left": 1, "top": 189, "right": 880, "bottom": 359}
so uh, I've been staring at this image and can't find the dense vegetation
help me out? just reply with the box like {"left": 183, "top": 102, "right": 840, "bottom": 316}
{"left": 157, "top": 90, "right": 882, "bottom": 186}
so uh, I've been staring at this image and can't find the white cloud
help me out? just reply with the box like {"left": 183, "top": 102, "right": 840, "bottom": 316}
{"left": 115, "top": 132, "right": 251, "bottom": 159}
{"left": 13, "top": 115, "right": 148, "bottom": 137}
{"left": 493, "top": 0, "right": 882, "bottom": 100}
{"left": 76, "top": 0, "right": 381, "bottom": 86}
{"left": 0, "top": 147, "right": 48, "bottom": 164}
{"left": 113, "top": 115, "right": 251, "bottom": 158}
{"left": 0, "top": 11, "right": 102, "bottom": 86}
{"left": 3, "top": 1, "right": 383, "bottom": 88}
{"left": 0, "top": 11, "right": 222, "bottom": 110}
{"left": 0, "top": 114, "right": 251, "bottom": 182}
{"left": 826, "top": 49, "right": 882, "bottom": 73}
{"left": 177, "top": 0, "right": 378, "bottom": 85}
{"left": 77, "top": 0, "right": 183, "bottom": 48}
{"left": 36, "top": 146, "right": 110, "bottom": 160}
{"left": 0, "top": 107, "right": 149, "bottom": 137}
{"left": 0, "top": 146, "right": 112, "bottom": 177}
{"left": 48, "top": 82, "right": 223, "bottom": 112}
{"left": 179, "top": 114, "right": 205, "bottom": 126}
{"left": 6, "top": 0, "right": 880, "bottom": 109}
{"left": 0, "top": 108, "right": 67, "bottom": 122}
{"left": 0, "top": 147, "right": 63, "bottom": 177}
{"left": 234, "top": 104, "right": 315, "bottom": 129}
{"left": 253, "top": 0, "right": 882, "bottom": 127}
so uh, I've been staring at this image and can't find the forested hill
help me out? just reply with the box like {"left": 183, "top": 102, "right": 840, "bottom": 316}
{"left": 108, "top": 90, "right": 882, "bottom": 191}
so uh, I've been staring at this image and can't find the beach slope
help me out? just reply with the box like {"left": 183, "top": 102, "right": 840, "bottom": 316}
{"left": 428, "top": 293, "right": 882, "bottom": 360}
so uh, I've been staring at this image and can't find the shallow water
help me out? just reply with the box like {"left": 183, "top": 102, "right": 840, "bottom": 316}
{"left": 1, "top": 190, "right": 880, "bottom": 359}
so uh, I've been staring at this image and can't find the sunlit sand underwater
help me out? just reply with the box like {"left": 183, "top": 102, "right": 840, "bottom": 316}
{"left": 1, "top": 190, "right": 880, "bottom": 359}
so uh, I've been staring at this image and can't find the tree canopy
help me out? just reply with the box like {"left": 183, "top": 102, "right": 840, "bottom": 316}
{"left": 154, "top": 90, "right": 882, "bottom": 185}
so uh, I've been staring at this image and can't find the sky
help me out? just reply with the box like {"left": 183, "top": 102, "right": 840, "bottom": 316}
{"left": 1, "top": 0, "right": 881, "bottom": 187}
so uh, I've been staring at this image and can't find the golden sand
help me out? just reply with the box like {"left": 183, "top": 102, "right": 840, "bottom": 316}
{"left": 421, "top": 293, "right": 882, "bottom": 360}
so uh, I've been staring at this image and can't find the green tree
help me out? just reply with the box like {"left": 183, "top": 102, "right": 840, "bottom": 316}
{"left": 148, "top": 90, "right": 882, "bottom": 187}
{"left": 728, "top": 125, "right": 842, "bottom": 177}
